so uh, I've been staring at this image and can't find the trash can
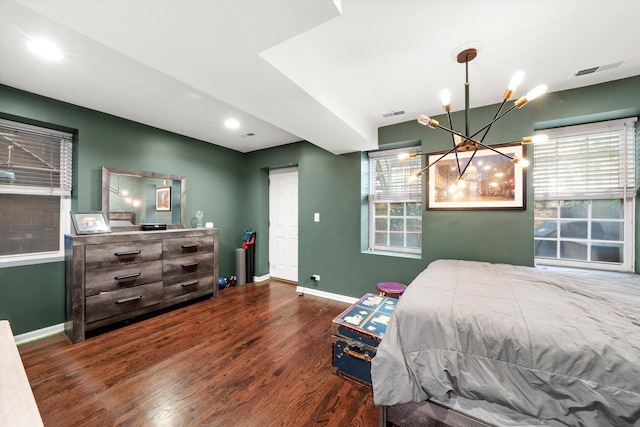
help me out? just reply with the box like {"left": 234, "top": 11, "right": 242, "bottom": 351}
{"left": 236, "top": 248, "right": 246, "bottom": 285}
{"left": 242, "top": 230, "right": 256, "bottom": 283}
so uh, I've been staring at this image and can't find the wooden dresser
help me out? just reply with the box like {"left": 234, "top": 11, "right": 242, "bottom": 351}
{"left": 65, "top": 228, "right": 218, "bottom": 343}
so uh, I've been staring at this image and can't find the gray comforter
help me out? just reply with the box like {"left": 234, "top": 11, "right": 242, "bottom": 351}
{"left": 371, "top": 260, "right": 640, "bottom": 426}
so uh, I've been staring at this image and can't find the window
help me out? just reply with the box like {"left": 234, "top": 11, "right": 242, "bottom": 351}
{"left": 368, "top": 147, "right": 422, "bottom": 254}
{"left": 533, "top": 118, "right": 637, "bottom": 271}
{"left": 0, "top": 119, "right": 73, "bottom": 266}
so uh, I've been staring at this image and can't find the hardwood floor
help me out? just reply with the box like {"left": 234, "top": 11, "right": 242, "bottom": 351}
{"left": 18, "top": 280, "right": 380, "bottom": 426}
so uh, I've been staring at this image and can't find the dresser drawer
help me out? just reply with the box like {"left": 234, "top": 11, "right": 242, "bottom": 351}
{"left": 85, "top": 240, "right": 162, "bottom": 269}
{"left": 85, "top": 281, "right": 163, "bottom": 324}
{"left": 163, "top": 235, "right": 214, "bottom": 259}
{"left": 85, "top": 260, "right": 163, "bottom": 296}
{"left": 163, "top": 276, "right": 215, "bottom": 300}
{"left": 163, "top": 253, "right": 214, "bottom": 287}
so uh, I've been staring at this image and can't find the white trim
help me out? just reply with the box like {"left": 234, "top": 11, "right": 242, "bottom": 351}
{"left": 14, "top": 323, "right": 64, "bottom": 345}
{"left": 253, "top": 273, "right": 271, "bottom": 283}
{"left": 295, "top": 286, "right": 359, "bottom": 305}
{"left": 0, "top": 253, "right": 64, "bottom": 268}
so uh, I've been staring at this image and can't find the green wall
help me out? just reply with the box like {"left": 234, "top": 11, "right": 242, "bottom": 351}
{"left": 1, "top": 75, "right": 639, "bottom": 335}
{"left": 379, "top": 75, "right": 640, "bottom": 269}
{"left": 0, "top": 85, "right": 247, "bottom": 334}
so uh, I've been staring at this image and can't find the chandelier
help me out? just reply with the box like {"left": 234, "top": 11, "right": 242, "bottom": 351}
{"left": 404, "top": 48, "right": 548, "bottom": 187}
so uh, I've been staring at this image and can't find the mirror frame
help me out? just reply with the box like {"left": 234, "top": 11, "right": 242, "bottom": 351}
{"left": 102, "top": 166, "right": 186, "bottom": 230}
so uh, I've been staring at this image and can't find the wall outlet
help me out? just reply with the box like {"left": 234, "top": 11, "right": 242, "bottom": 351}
{"left": 311, "top": 274, "right": 320, "bottom": 281}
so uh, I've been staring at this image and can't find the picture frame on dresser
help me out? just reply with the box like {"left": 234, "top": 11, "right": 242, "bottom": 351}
{"left": 71, "top": 211, "right": 111, "bottom": 235}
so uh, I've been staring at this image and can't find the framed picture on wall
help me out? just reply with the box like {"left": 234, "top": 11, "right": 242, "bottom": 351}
{"left": 156, "top": 187, "right": 171, "bottom": 211}
{"left": 427, "top": 142, "right": 526, "bottom": 210}
{"left": 71, "top": 211, "right": 111, "bottom": 234}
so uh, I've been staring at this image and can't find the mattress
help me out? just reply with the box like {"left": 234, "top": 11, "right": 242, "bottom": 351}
{"left": 371, "top": 259, "right": 640, "bottom": 426}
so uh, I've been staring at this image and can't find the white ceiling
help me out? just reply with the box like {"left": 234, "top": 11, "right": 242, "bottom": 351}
{"left": 1, "top": 0, "right": 639, "bottom": 155}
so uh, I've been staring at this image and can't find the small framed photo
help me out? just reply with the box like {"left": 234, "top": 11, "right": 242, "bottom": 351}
{"left": 156, "top": 187, "right": 171, "bottom": 211}
{"left": 71, "top": 211, "right": 111, "bottom": 235}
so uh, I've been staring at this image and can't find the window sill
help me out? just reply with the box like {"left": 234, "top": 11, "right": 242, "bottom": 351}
{"left": 0, "top": 253, "right": 64, "bottom": 268}
{"left": 534, "top": 258, "right": 633, "bottom": 273}
{"left": 362, "top": 249, "right": 421, "bottom": 260}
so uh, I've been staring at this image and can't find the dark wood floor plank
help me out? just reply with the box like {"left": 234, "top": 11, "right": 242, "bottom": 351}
{"left": 18, "top": 280, "right": 379, "bottom": 426}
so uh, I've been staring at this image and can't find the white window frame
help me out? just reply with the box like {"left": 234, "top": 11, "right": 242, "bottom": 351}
{"left": 533, "top": 117, "right": 637, "bottom": 272}
{"left": 534, "top": 199, "right": 633, "bottom": 272}
{"left": 368, "top": 147, "right": 422, "bottom": 255}
{"left": 0, "top": 119, "right": 73, "bottom": 267}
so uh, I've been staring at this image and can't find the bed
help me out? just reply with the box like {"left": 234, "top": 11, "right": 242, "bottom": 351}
{"left": 371, "top": 259, "right": 640, "bottom": 427}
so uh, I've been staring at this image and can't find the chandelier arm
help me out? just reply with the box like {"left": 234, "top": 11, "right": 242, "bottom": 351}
{"left": 446, "top": 110, "right": 463, "bottom": 175}
{"left": 458, "top": 147, "right": 481, "bottom": 178}
{"left": 433, "top": 123, "right": 471, "bottom": 142}
{"left": 474, "top": 141, "right": 515, "bottom": 161}
{"left": 415, "top": 145, "right": 460, "bottom": 177}
{"left": 469, "top": 103, "right": 519, "bottom": 141}
{"left": 478, "top": 99, "right": 508, "bottom": 144}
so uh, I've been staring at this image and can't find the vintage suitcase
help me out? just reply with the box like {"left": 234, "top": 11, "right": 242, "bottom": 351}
{"left": 331, "top": 293, "right": 397, "bottom": 385}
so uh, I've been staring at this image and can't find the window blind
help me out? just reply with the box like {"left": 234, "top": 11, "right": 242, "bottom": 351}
{"left": 0, "top": 119, "right": 72, "bottom": 196}
{"left": 533, "top": 118, "right": 637, "bottom": 200}
{"left": 369, "top": 147, "right": 421, "bottom": 202}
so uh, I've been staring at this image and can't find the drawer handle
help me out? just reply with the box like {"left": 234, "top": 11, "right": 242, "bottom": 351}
{"left": 181, "top": 281, "right": 199, "bottom": 287}
{"left": 181, "top": 243, "right": 200, "bottom": 249}
{"left": 114, "top": 250, "right": 141, "bottom": 257}
{"left": 181, "top": 261, "right": 199, "bottom": 268}
{"left": 344, "top": 347, "right": 372, "bottom": 363}
{"left": 115, "top": 295, "right": 142, "bottom": 304}
{"left": 114, "top": 272, "right": 141, "bottom": 281}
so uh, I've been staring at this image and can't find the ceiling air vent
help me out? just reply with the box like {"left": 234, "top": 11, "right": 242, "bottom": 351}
{"left": 241, "top": 132, "right": 255, "bottom": 137}
{"left": 575, "top": 67, "right": 599, "bottom": 76}
{"left": 382, "top": 110, "right": 405, "bottom": 118}
{"left": 575, "top": 60, "right": 624, "bottom": 77}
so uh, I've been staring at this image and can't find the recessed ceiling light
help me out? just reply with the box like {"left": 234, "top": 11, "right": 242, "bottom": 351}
{"left": 27, "top": 38, "right": 64, "bottom": 61}
{"left": 224, "top": 118, "right": 240, "bottom": 129}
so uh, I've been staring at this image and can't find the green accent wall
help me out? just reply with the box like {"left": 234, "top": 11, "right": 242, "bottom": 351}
{"left": 1, "top": 75, "right": 639, "bottom": 336}
{"left": 1, "top": 85, "right": 247, "bottom": 334}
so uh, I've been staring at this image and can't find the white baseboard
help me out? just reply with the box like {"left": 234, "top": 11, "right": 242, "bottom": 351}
{"left": 253, "top": 273, "right": 271, "bottom": 283}
{"left": 295, "top": 286, "right": 358, "bottom": 305}
{"left": 14, "top": 323, "right": 64, "bottom": 345}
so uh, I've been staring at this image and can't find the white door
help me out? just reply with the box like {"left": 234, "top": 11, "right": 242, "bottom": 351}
{"left": 269, "top": 168, "right": 298, "bottom": 282}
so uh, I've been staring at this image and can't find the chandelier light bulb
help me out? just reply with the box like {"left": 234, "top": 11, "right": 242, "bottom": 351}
{"left": 408, "top": 174, "right": 419, "bottom": 183}
{"left": 514, "top": 84, "right": 547, "bottom": 108}
{"left": 448, "top": 183, "right": 458, "bottom": 193}
{"left": 440, "top": 89, "right": 452, "bottom": 111}
{"left": 518, "top": 158, "right": 530, "bottom": 167}
{"left": 526, "top": 84, "right": 547, "bottom": 101}
{"left": 457, "top": 180, "right": 466, "bottom": 189}
{"left": 417, "top": 115, "right": 439, "bottom": 128}
{"left": 508, "top": 71, "right": 525, "bottom": 91}
{"left": 521, "top": 134, "right": 549, "bottom": 144}
{"left": 398, "top": 152, "right": 415, "bottom": 160}
{"left": 533, "top": 134, "right": 548, "bottom": 144}
{"left": 504, "top": 71, "right": 525, "bottom": 99}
